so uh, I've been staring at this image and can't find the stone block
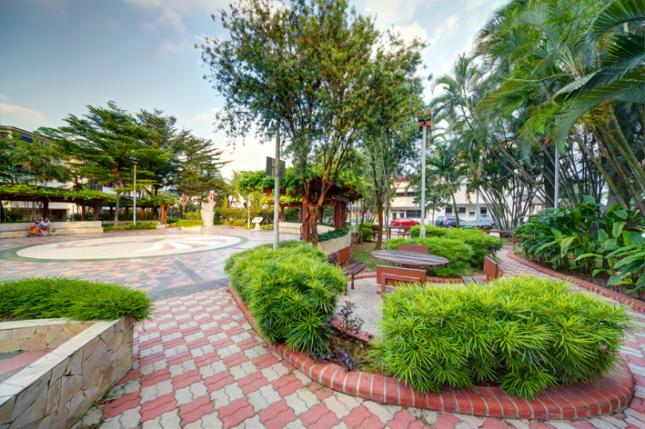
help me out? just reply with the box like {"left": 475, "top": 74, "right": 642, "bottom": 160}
{"left": 11, "top": 383, "right": 47, "bottom": 428}
{"left": 50, "top": 357, "right": 70, "bottom": 385}
{"left": 109, "top": 332, "right": 124, "bottom": 352}
{"left": 35, "top": 326, "right": 47, "bottom": 334}
{"left": 82, "top": 366, "right": 104, "bottom": 392}
{"left": 65, "top": 351, "right": 82, "bottom": 376}
{"left": 46, "top": 377, "right": 61, "bottom": 415}
{"left": 81, "top": 356, "right": 99, "bottom": 385}
{"left": 48, "top": 330, "right": 73, "bottom": 348}
{"left": 1, "top": 340, "right": 20, "bottom": 354}
{"left": 45, "top": 325, "right": 63, "bottom": 345}
{"left": 83, "top": 337, "right": 100, "bottom": 361}
{"left": 19, "top": 333, "right": 47, "bottom": 351}
{"left": 58, "top": 375, "right": 82, "bottom": 409}
{"left": 0, "top": 396, "right": 15, "bottom": 425}
{"left": 62, "top": 324, "right": 87, "bottom": 338}
{"left": 0, "top": 330, "right": 11, "bottom": 340}
{"left": 92, "top": 338, "right": 108, "bottom": 359}
{"left": 69, "top": 389, "right": 90, "bottom": 422}
{"left": 12, "top": 327, "right": 36, "bottom": 341}
{"left": 100, "top": 325, "right": 115, "bottom": 348}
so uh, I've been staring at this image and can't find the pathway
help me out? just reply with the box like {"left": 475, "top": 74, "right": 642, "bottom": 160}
{"left": 68, "top": 249, "right": 645, "bottom": 429}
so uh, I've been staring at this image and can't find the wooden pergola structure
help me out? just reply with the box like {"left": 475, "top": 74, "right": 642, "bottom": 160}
{"left": 263, "top": 182, "right": 362, "bottom": 242}
{"left": 0, "top": 192, "right": 108, "bottom": 221}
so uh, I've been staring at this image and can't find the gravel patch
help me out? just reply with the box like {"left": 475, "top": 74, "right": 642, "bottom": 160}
{"left": 335, "top": 278, "right": 386, "bottom": 337}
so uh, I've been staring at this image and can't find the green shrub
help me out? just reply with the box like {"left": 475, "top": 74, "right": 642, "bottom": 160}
{"left": 178, "top": 219, "right": 203, "bottom": 227}
{"left": 409, "top": 226, "right": 500, "bottom": 267}
{"left": 225, "top": 242, "right": 346, "bottom": 355}
{"left": 318, "top": 227, "right": 349, "bottom": 243}
{"left": 387, "top": 237, "right": 473, "bottom": 277}
{"left": 231, "top": 220, "right": 246, "bottom": 227}
{"left": 372, "top": 277, "right": 630, "bottom": 399}
{"left": 104, "top": 222, "right": 157, "bottom": 231}
{"left": 360, "top": 223, "right": 373, "bottom": 241}
{"left": 261, "top": 224, "right": 273, "bottom": 230}
{"left": 0, "top": 278, "right": 154, "bottom": 322}
{"left": 167, "top": 218, "right": 181, "bottom": 224}
{"left": 185, "top": 211, "right": 201, "bottom": 220}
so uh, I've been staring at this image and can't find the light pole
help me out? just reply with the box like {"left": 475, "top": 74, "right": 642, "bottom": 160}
{"left": 247, "top": 187, "right": 252, "bottom": 231}
{"left": 273, "top": 127, "right": 281, "bottom": 250}
{"left": 417, "top": 111, "right": 432, "bottom": 238}
{"left": 133, "top": 159, "right": 138, "bottom": 226}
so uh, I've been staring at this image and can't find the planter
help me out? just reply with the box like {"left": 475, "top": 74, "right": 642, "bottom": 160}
{"left": 0, "top": 221, "right": 103, "bottom": 239}
{"left": 229, "top": 286, "right": 633, "bottom": 419}
{"left": 317, "top": 230, "right": 351, "bottom": 255}
{"left": 201, "top": 210, "right": 214, "bottom": 227}
{"left": 0, "top": 317, "right": 134, "bottom": 429}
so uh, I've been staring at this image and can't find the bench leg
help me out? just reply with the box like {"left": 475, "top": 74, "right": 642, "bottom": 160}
{"left": 351, "top": 275, "right": 355, "bottom": 290}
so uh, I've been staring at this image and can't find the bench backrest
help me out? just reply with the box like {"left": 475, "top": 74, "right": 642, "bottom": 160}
{"left": 399, "top": 244, "right": 428, "bottom": 254}
{"left": 483, "top": 256, "right": 503, "bottom": 281}
{"left": 376, "top": 265, "right": 426, "bottom": 286}
{"left": 337, "top": 247, "right": 351, "bottom": 266}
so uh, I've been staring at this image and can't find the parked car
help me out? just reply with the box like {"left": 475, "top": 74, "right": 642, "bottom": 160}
{"left": 435, "top": 216, "right": 445, "bottom": 226}
{"left": 441, "top": 217, "right": 460, "bottom": 228}
{"left": 390, "top": 217, "right": 420, "bottom": 227}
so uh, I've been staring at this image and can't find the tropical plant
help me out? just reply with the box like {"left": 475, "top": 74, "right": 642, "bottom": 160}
{"left": 372, "top": 277, "right": 630, "bottom": 399}
{"left": 318, "top": 227, "right": 349, "bottom": 243}
{"left": 1, "top": 277, "right": 154, "bottom": 322}
{"left": 387, "top": 237, "right": 473, "bottom": 277}
{"left": 178, "top": 219, "right": 204, "bottom": 228}
{"left": 410, "top": 225, "right": 502, "bottom": 266}
{"left": 103, "top": 222, "right": 157, "bottom": 231}
{"left": 225, "top": 241, "right": 346, "bottom": 355}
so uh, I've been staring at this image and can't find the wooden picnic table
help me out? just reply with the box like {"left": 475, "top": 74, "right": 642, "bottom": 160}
{"left": 371, "top": 250, "right": 450, "bottom": 270}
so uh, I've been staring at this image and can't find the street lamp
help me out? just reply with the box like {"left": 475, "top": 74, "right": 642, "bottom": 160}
{"left": 417, "top": 110, "right": 432, "bottom": 238}
{"left": 132, "top": 159, "right": 138, "bottom": 226}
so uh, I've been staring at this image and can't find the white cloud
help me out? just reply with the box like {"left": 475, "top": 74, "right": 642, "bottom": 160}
{"left": 427, "top": 14, "right": 460, "bottom": 47}
{"left": 160, "top": 38, "right": 191, "bottom": 55}
{"left": 1, "top": 104, "right": 48, "bottom": 124}
{"left": 123, "top": 0, "right": 229, "bottom": 32}
{"left": 192, "top": 108, "right": 220, "bottom": 124}
{"left": 390, "top": 22, "right": 427, "bottom": 45}
{"left": 360, "top": 0, "right": 423, "bottom": 28}
{"left": 0, "top": 94, "right": 10, "bottom": 101}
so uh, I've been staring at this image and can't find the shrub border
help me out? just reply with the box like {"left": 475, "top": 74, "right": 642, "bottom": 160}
{"left": 508, "top": 251, "right": 645, "bottom": 314}
{"left": 229, "top": 285, "right": 633, "bottom": 419}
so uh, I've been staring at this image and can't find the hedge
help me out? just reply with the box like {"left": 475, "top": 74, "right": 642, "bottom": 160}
{"left": 0, "top": 278, "right": 154, "bottom": 322}
{"left": 225, "top": 241, "right": 346, "bottom": 355}
{"left": 387, "top": 237, "right": 473, "bottom": 277}
{"left": 178, "top": 219, "right": 203, "bottom": 227}
{"left": 372, "top": 277, "right": 630, "bottom": 399}
{"left": 104, "top": 222, "right": 157, "bottom": 231}
{"left": 360, "top": 223, "right": 373, "bottom": 241}
{"left": 318, "top": 227, "right": 349, "bottom": 243}
{"left": 409, "top": 225, "right": 501, "bottom": 267}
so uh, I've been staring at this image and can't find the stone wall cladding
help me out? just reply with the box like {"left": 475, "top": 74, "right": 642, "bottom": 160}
{"left": 317, "top": 230, "right": 351, "bottom": 255}
{"left": 229, "top": 285, "right": 634, "bottom": 419}
{"left": 0, "top": 320, "right": 94, "bottom": 354}
{"left": 0, "top": 222, "right": 103, "bottom": 239}
{"left": 0, "top": 317, "right": 134, "bottom": 429}
{"left": 508, "top": 251, "right": 645, "bottom": 314}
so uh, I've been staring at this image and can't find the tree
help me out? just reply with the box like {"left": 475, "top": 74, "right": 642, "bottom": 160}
{"left": 38, "top": 101, "right": 161, "bottom": 225}
{"left": 426, "top": 141, "right": 468, "bottom": 228}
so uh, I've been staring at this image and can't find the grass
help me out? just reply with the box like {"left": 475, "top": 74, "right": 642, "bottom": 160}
{"left": 0, "top": 277, "right": 154, "bottom": 322}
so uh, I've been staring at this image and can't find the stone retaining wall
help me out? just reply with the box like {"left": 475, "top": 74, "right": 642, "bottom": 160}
{"left": 0, "top": 317, "right": 133, "bottom": 429}
{"left": 0, "top": 221, "right": 103, "bottom": 239}
{"left": 317, "top": 230, "right": 351, "bottom": 255}
{"left": 0, "top": 320, "right": 94, "bottom": 353}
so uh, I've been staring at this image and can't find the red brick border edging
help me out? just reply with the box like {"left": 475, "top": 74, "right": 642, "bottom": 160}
{"left": 228, "top": 284, "right": 633, "bottom": 419}
{"left": 507, "top": 251, "right": 645, "bottom": 314}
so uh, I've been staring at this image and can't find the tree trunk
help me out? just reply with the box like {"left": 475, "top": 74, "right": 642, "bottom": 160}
{"left": 114, "top": 192, "right": 121, "bottom": 226}
{"left": 358, "top": 210, "right": 365, "bottom": 244}
{"left": 451, "top": 192, "right": 459, "bottom": 228}
{"left": 0, "top": 199, "right": 4, "bottom": 223}
{"left": 375, "top": 206, "right": 384, "bottom": 250}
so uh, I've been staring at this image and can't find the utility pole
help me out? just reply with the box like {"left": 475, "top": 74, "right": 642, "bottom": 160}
{"left": 133, "top": 160, "right": 138, "bottom": 226}
{"left": 417, "top": 111, "right": 431, "bottom": 238}
{"left": 273, "top": 128, "right": 280, "bottom": 250}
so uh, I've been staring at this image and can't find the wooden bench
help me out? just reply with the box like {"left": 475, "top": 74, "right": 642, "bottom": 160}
{"left": 462, "top": 256, "right": 504, "bottom": 285}
{"left": 376, "top": 265, "right": 426, "bottom": 298}
{"left": 337, "top": 247, "right": 365, "bottom": 291}
{"left": 399, "top": 244, "right": 428, "bottom": 254}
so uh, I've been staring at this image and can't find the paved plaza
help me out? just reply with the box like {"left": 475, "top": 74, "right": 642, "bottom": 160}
{"left": 2, "top": 231, "right": 645, "bottom": 429}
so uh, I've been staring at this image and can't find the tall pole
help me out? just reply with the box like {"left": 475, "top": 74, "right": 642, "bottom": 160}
{"left": 554, "top": 147, "right": 559, "bottom": 208}
{"left": 133, "top": 162, "right": 137, "bottom": 226}
{"left": 273, "top": 127, "right": 280, "bottom": 250}
{"left": 248, "top": 193, "right": 251, "bottom": 230}
{"left": 420, "top": 112, "right": 429, "bottom": 238}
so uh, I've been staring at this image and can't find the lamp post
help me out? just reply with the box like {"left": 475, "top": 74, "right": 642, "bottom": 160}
{"left": 133, "top": 159, "right": 138, "bottom": 226}
{"left": 247, "top": 187, "right": 252, "bottom": 231}
{"left": 273, "top": 127, "right": 280, "bottom": 250}
{"left": 417, "top": 111, "right": 432, "bottom": 238}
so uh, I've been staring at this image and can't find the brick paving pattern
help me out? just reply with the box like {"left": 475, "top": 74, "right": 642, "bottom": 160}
{"left": 67, "top": 248, "right": 645, "bottom": 429}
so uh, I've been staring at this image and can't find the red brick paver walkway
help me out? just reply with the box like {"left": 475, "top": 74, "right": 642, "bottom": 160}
{"left": 71, "top": 249, "right": 645, "bottom": 429}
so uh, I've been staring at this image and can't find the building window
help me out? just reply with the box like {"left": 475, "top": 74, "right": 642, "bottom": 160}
{"left": 469, "top": 211, "right": 475, "bottom": 216}
{"left": 480, "top": 208, "right": 487, "bottom": 214}
{"left": 395, "top": 192, "right": 416, "bottom": 197}
{"left": 406, "top": 210, "right": 421, "bottom": 218}
{"left": 392, "top": 212, "right": 397, "bottom": 219}
{"left": 458, "top": 207, "right": 466, "bottom": 214}
{"left": 445, "top": 207, "right": 453, "bottom": 214}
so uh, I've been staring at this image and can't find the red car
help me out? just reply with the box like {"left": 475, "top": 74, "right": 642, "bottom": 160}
{"left": 390, "top": 218, "right": 420, "bottom": 227}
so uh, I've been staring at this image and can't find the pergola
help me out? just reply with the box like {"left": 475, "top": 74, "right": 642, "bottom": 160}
{"left": 263, "top": 182, "right": 362, "bottom": 242}
{"left": 0, "top": 192, "right": 108, "bottom": 221}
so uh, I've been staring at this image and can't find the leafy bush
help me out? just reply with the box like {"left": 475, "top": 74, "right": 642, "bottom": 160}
{"left": 372, "top": 277, "right": 630, "bottom": 399}
{"left": 178, "top": 219, "right": 203, "bottom": 227}
{"left": 0, "top": 278, "right": 154, "bottom": 322}
{"left": 231, "top": 220, "right": 246, "bottom": 227}
{"left": 98, "top": 212, "right": 111, "bottom": 221}
{"left": 261, "top": 224, "right": 273, "bottom": 230}
{"left": 104, "top": 222, "right": 157, "bottom": 231}
{"left": 409, "top": 225, "right": 500, "bottom": 266}
{"left": 514, "top": 197, "right": 644, "bottom": 291}
{"left": 4, "top": 211, "right": 23, "bottom": 222}
{"left": 387, "top": 237, "right": 473, "bottom": 277}
{"left": 318, "top": 227, "right": 349, "bottom": 243}
{"left": 360, "top": 223, "right": 373, "bottom": 241}
{"left": 225, "top": 242, "right": 346, "bottom": 355}
{"left": 167, "top": 218, "right": 181, "bottom": 224}
{"left": 185, "top": 211, "right": 201, "bottom": 220}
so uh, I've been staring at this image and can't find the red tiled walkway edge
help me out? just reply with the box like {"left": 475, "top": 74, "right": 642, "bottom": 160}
{"left": 507, "top": 251, "right": 645, "bottom": 314}
{"left": 229, "top": 286, "right": 634, "bottom": 419}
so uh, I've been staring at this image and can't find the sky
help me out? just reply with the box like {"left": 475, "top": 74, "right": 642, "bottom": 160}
{"left": 0, "top": 0, "right": 506, "bottom": 178}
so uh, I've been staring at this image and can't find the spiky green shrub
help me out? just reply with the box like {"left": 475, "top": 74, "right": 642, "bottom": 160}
{"left": 387, "top": 237, "right": 473, "bottom": 277}
{"left": 225, "top": 241, "right": 346, "bottom": 355}
{"left": 318, "top": 227, "right": 349, "bottom": 242}
{"left": 409, "top": 226, "right": 501, "bottom": 266}
{"left": 0, "top": 278, "right": 154, "bottom": 322}
{"left": 178, "top": 219, "right": 204, "bottom": 227}
{"left": 372, "top": 277, "right": 630, "bottom": 399}
{"left": 104, "top": 222, "right": 157, "bottom": 231}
